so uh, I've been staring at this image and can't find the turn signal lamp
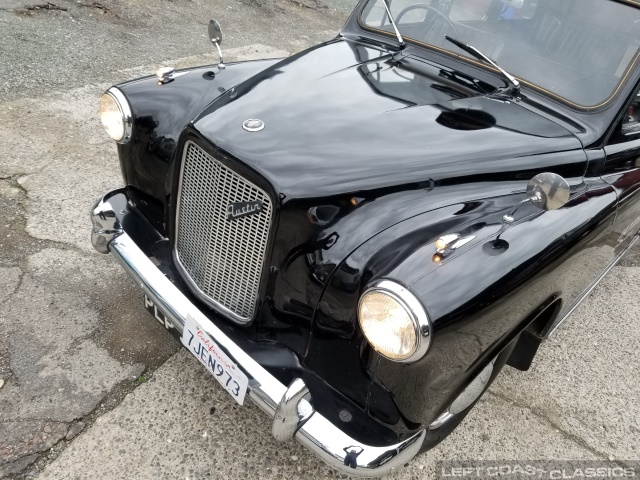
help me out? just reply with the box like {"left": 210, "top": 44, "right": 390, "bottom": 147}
{"left": 435, "top": 234, "right": 461, "bottom": 253}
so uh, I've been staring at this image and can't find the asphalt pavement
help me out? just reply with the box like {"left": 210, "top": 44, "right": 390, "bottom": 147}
{"left": 0, "top": 0, "right": 639, "bottom": 479}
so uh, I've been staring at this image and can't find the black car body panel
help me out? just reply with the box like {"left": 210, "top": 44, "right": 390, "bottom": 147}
{"left": 92, "top": 0, "right": 640, "bottom": 472}
{"left": 192, "top": 39, "right": 583, "bottom": 198}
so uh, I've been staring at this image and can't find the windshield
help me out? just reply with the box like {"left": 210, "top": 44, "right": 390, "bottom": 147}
{"left": 360, "top": 0, "right": 640, "bottom": 108}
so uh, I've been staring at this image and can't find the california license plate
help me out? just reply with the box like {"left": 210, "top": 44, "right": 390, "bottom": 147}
{"left": 181, "top": 313, "right": 248, "bottom": 405}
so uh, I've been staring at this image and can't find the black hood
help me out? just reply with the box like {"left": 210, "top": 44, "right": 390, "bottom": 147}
{"left": 193, "top": 39, "right": 582, "bottom": 198}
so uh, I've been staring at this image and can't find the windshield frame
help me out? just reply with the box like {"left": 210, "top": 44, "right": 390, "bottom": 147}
{"left": 356, "top": 0, "right": 640, "bottom": 111}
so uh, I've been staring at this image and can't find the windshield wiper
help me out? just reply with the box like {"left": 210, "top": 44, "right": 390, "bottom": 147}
{"left": 381, "top": 0, "right": 406, "bottom": 50}
{"left": 444, "top": 34, "right": 520, "bottom": 99}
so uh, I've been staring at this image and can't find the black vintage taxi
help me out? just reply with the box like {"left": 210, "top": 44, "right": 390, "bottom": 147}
{"left": 90, "top": 0, "right": 640, "bottom": 475}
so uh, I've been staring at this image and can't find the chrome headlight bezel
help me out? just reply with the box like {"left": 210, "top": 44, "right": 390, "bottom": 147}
{"left": 358, "top": 280, "right": 432, "bottom": 363}
{"left": 100, "top": 87, "right": 133, "bottom": 144}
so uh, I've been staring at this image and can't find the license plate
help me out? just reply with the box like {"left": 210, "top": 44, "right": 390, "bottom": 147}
{"left": 144, "top": 295, "right": 248, "bottom": 405}
{"left": 181, "top": 313, "right": 248, "bottom": 405}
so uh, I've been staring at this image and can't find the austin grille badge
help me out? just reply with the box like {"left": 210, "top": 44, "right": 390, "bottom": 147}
{"left": 242, "top": 119, "right": 264, "bottom": 132}
{"left": 227, "top": 200, "right": 263, "bottom": 220}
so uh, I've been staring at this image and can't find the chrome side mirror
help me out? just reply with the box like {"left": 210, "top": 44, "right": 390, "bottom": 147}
{"left": 504, "top": 172, "right": 570, "bottom": 223}
{"left": 208, "top": 19, "right": 223, "bottom": 44}
{"left": 208, "top": 19, "right": 225, "bottom": 69}
{"left": 526, "top": 172, "right": 570, "bottom": 211}
{"left": 486, "top": 172, "right": 570, "bottom": 256}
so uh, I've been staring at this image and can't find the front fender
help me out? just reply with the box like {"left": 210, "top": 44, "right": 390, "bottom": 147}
{"left": 304, "top": 189, "right": 522, "bottom": 437}
{"left": 309, "top": 178, "right": 616, "bottom": 435}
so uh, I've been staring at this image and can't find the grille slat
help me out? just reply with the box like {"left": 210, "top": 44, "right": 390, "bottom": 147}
{"left": 175, "top": 141, "right": 273, "bottom": 322}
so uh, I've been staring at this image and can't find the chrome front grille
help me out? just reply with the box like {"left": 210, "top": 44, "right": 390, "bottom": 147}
{"left": 175, "top": 141, "right": 273, "bottom": 322}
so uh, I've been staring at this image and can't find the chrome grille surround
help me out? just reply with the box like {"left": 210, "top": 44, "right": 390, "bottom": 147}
{"left": 174, "top": 140, "right": 273, "bottom": 323}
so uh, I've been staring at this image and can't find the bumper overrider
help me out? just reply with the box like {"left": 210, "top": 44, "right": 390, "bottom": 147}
{"left": 90, "top": 190, "right": 426, "bottom": 477}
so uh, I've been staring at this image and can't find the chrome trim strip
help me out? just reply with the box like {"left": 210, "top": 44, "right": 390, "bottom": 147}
{"left": 106, "top": 87, "right": 133, "bottom": 144}
{"left": 544, "top": 234, "right": 640, "bottom": 338}
{"left": 91, "top": 195, "right": 426, "bottom": 477}
{"left": 450, "top": 235, "right": 476, "bottom": 250}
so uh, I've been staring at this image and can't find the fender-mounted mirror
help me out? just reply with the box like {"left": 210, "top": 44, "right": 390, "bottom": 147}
{"left": 487, "top": 172, "right": 570, "bottom": 255}
{"left": 504, "top": 172, "right": 570, "bottom": 223}
{"left": 526, "top": 172, "right": 570, "bottom": 212}
{"left": 208, "top": 19, "right": 223, "bottom": 44}
{"left": 208, "top": 19, "right": 225, "bottom": 69}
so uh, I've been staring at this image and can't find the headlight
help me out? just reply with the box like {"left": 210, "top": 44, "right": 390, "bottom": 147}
{"left": 99, "top": 88, "right": 132, "bottom": 143}
{"left": 358, "top": 280, "right": 431, "bottom": 362}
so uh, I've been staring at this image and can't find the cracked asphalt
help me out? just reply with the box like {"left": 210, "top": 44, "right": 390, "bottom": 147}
{"left": 0, "top": 0, "right": 639, "bottom": 479}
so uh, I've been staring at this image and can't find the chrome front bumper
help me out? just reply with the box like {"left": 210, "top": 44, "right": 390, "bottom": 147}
{"left": 91, "top": 192, "right": 425, "bottom": 477}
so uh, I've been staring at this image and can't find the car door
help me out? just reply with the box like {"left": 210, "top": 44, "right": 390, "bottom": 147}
{"left": 544, "top": 89, "right": 640, "bottom": 336}
{"left": 603, "top": 89, "right": 640, "bottom": 256}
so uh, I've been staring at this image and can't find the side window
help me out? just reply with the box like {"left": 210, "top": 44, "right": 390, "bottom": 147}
{"left": 610, "top": 91, "right": 640, "bottom": 145}
{"left": 621, "top": 93, "right": 640, "bottom": 137}
{"left": 604, "top": 87, "right": 640, "bottom": 175}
